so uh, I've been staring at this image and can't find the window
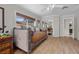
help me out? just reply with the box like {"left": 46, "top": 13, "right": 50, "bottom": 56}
{"left": 16, "top": 13, "right": 35, "bottom": 28}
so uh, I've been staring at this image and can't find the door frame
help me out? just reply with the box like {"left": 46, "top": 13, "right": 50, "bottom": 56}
{"left": 63, "top": 15, "right": 74, "bottom": 38}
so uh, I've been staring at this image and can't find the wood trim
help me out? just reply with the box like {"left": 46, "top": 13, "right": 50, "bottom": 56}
{"left": 16, "top": 13, "right": 35, "bottom": 21}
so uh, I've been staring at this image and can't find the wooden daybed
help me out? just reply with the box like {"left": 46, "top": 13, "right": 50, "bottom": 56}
{"left": 14, "top": 29, "right": 48, "bottom": 53}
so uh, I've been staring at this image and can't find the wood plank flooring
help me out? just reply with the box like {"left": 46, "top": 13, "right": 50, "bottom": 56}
{"left": 15, "top": 36, "right": 79, "bottom": 54}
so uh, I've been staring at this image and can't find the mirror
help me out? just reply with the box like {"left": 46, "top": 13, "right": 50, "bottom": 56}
{"left": 0, "top": 7, "right": 5, "bottom": 33}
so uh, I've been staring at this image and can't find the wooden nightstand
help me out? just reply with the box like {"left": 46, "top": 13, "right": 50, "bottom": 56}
{"left": 0, "top": 37, "right": 13, "bottom": 54}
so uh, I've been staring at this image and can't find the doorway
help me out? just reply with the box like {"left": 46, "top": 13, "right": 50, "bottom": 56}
{"left": 63, "top": 16, "right": 74, "bottom": 38}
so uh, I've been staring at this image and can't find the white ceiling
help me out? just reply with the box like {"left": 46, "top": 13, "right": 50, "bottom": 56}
{"left": 18, "top": 4, "right": 79, "bottom": 17}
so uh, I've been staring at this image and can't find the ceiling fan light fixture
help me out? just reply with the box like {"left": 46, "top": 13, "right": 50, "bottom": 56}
{"left": 46, "top": 4, "right": 55, "bottom": 11}
{"left": 51, "top": 4, "right": 55, "bottom": 8}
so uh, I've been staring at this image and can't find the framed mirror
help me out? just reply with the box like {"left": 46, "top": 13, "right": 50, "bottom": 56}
{"left": 0, "top": 7, "right": 5, "bottom": 33}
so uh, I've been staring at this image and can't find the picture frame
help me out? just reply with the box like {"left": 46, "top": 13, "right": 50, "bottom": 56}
{"left": 0, "top": 7, "right": 5, "bottom": 33}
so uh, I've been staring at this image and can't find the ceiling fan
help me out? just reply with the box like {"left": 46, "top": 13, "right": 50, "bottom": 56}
{"left": 42, "top": 4, "right": 68, "bottom": 12}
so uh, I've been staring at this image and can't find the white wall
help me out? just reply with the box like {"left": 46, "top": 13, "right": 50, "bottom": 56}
{"left": 71, "top": 8, "right": 79, "bottom": 40}
{"left": 74, "top": 13, "right": 79, "bottom": 40}
{"left": 0, "top": 5, "right": 16, "bottom": 34}
{"left": 0, "top": 4, "right": 41, "bottom": 35}
{"left": 74, "top": 16, "right": 77, "bottom": 39}
{"left": 76, "top": 15, "right": 79, "bottom": 40}
{"left": 53, "top": 16, "right": 60, "bottom": 37}
{"left": 59, "top": 16, "right": 64, "bottom": 37}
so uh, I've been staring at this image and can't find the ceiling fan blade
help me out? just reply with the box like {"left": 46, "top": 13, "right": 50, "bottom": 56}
{"left": 55, "top": 5, "right": 64, "bottom": 8}
{"left": 62, "top": 6, "right": 68, "bottom": 9}
{"left": 54, "top": 5, "right": 68, "bottom": 9}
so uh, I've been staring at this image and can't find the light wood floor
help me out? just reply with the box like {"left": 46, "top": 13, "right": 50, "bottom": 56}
{"left": 14, "top": 36, "right": 79, "bottom": 54}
